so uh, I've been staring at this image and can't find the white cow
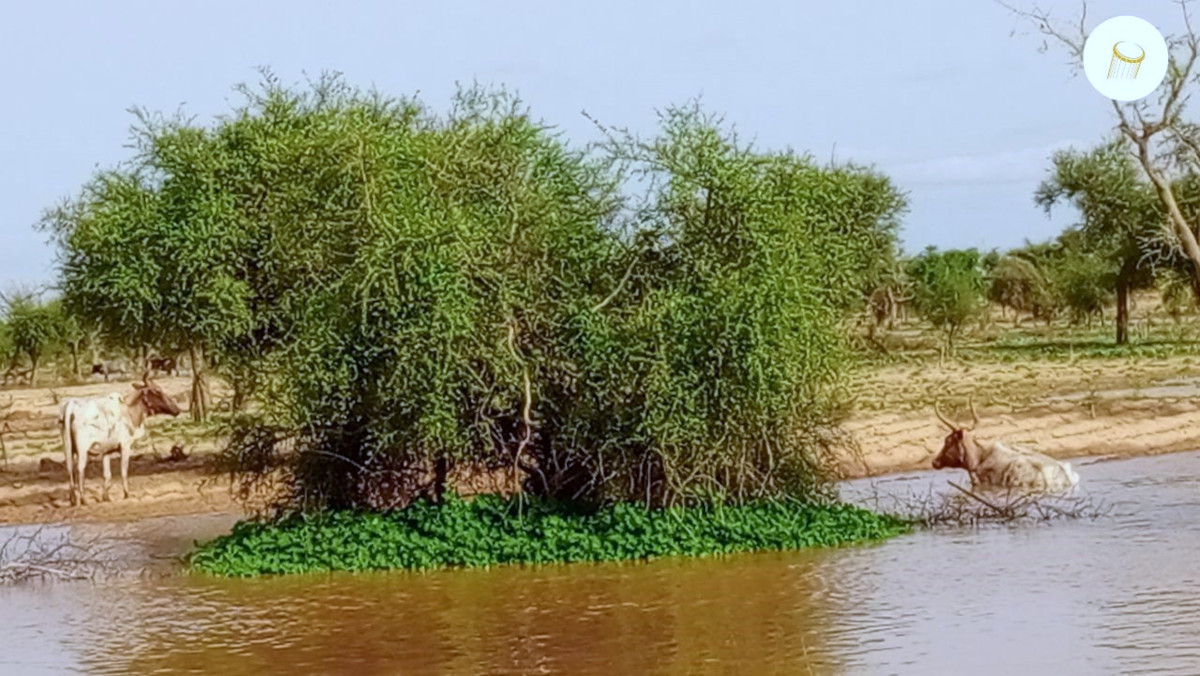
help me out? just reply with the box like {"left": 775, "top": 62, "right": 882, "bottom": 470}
{"left": 60, "top": 380, "right": 181, "bottom": 505}
{"left": 931, "top": 400, "right": 1080, "bottom": 494}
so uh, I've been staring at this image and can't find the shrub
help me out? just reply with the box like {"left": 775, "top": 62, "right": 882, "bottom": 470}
{"left": 189, "top": 493, "right": 909, "bottom": 576}
{"left": 907, "top": 247, "right": 987, "bottom": 352}
{"left": 987, "top": 255, "right": 1044, "bottom": 321}
{"left": 45, "top": 77, "right": 906, "bottom": 511}
{"left": 1056, "top": 251, "right": 1112, "bottom": 325}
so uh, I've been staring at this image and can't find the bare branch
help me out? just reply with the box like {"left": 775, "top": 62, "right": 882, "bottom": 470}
{"left": 997, "top": 1, "right": 1087, "bottom": 62}
{"left": 0, "top": 527, "right": 115, "bottom": 584}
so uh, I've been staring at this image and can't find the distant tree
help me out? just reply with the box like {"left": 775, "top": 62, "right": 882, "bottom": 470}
{"left": 862, "top": 255, "right": 913, "bottom": 338}
{"left": 988, "top": 254, "right": 1044, "bottom": 324}
{"left": 49, "top": 301, "right": 91, "bottom": 380}
{"left": 907, "top": 247, "right": 987, "bottom": 354}
{"left": 1036, "top": 142, "right": 1164, "bottom": 344}
{"left": 1054, "top": 248, "right": 1112, "bottom": 327}
{"left": 1007, "top": 2, "right": 1200, "bottom": 301}
{"left": 1008, "top": 241, "right": 1065, "bottom": 324}
{"left": 3, "top": 294, "right": 62, "bottom": 386}
{"left": 0, "top": 319, "right": 14, "bottom": 377}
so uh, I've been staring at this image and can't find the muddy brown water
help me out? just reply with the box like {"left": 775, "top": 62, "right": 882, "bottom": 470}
{"left": 1, "top": 451, "right": 1198, "bottom": 675}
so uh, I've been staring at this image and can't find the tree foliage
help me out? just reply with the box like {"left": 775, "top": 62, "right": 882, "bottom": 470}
{"left": 1053, "top": 246, "right": 1112, "bottom": 325}
{"left": 2, "top": 294, "right": 64, "bottom": 385}
{"left": 1007, "top": 2, "right": 1200, "bottom": 301}
{"left": 987, "top": 254, "right": 1044, "bottom": 321}
{"left": 907, "top": 247, "right": 986, "bottom": 351}
{"left": 41, "top": 120, "right": 256, "bottom": 418}
{"left": 43, "top": 76, "right": 906, "bottom": 511}
{"left": 0, "top": 318, "right": 14, "bottom": 374}
{"left": 538, "top": 105, "right": 908, "bottom": 506}
{"left": 1035, "top": 141, "right": 1180, "bottom": 342}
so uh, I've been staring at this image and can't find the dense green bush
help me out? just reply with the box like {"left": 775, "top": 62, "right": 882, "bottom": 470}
{"left": 44, "top": 76, "right": 906, "bottom": 511}
{"left": 189, "top": 493, "right": 908, "bottom": 576}
{"left": 1054, "top": 250, "right": 1113, "bottom": 325}
{"left": 525, "top": 107, "right": 907, "bottom": 506}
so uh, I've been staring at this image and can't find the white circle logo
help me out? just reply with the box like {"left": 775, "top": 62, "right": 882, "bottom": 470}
{"left": 1083, "top": 16, "right": 1168, "bottom": 101}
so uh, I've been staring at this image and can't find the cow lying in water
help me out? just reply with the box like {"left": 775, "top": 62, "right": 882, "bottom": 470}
{"left": 59, "top": 379, "right": 181, "bottom": 505}
{"left": 931, "top": 400, "right": 1080, "bottom": 494}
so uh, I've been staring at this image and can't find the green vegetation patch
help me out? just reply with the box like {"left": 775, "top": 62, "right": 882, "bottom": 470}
{"left": 189, "top": 494, "right": 908, "bottom": 577}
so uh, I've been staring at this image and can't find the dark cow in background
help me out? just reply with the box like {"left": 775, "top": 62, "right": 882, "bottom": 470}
{"left": 147, "top": 356, "right": 178, "bottom": 377}
{"left": 91, "top": 356, "right": 178, "bottom": 381}
{"left": 90, "top": 362, "right": 128, "bottom": 383}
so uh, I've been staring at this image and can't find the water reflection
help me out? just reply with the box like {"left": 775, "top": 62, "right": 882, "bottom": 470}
{"left": 0, "top": 452, "right": 1197, "bottom": 675}
{"left": 65, "top": 550, "right": 846, "bottom": 675}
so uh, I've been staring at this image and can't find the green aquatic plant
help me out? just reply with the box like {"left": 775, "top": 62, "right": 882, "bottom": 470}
{"left": 189, "top": 494, "right": 909, "bottom": 577}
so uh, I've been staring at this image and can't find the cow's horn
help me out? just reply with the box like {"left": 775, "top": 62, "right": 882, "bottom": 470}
{"left": 967, "top": 396, "right": 979, "bottom": 431}
{"left": 933, "top": 401, "right": 956, "bottom": 430}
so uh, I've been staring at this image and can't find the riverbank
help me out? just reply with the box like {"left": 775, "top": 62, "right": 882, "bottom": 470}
{"left": 837, "top": 356, "right": 1200, "bottom": 478}
{"left": 5, "top": 360, "right": 1200, "bottom": 526}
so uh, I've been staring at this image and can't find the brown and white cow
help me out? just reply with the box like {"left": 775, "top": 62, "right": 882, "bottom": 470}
{"left": 59, "top": 379, "right": 181, "bottom": 505}
{"left": 931, "top": 400, "right": 1080, "bottom": 494}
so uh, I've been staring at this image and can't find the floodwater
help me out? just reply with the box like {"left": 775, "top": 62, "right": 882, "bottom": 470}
{"left": 1, "top": 451, "right": 1199, "bottom": 675}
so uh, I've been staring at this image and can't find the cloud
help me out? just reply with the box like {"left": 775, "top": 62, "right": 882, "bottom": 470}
{"left": 888, "top": 140, "right": 1088, "bottom": 186}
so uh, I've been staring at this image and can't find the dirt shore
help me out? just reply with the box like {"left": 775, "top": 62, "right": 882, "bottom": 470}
{"left": 838, "top": 397, "right": 1200, "bottom": 478}
{"left": 836, "top": 355, "right": 1200, "bottom": 477}
{"left": 3, "top": 366, "right": 1200, "bottom": 526}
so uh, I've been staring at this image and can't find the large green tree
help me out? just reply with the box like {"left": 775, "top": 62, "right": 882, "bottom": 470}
{"left": 43, "top": 120, "right": 255, "bottom": 419}
{"left": 41, "top": 77, "right": 906, "bottom": 511}
{"left": 1036, "top": 142, "right": 1166, "bottom": 344}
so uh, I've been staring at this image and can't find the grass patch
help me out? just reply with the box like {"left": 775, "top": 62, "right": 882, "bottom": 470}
{"left": 189, "top": 494, "right": 909, "bottom": 577}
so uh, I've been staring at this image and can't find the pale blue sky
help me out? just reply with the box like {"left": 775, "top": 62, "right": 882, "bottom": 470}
{"left": 0, "top": 0, "right": 1180, "bottom": 289}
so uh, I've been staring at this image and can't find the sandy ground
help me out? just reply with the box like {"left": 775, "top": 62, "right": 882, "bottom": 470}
{"left": 836, "top": 355, "right": 1200, "bottom": 477}
{"left": 4, "top": 360, "right": 1200, "bottom": 526}
{"left": 838, "top": 397, "right": 1200, "bottom": 478}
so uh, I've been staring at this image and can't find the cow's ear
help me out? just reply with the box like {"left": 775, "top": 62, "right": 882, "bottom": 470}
{"left": 132, "top": 381, "right": 146, "bottom": 390}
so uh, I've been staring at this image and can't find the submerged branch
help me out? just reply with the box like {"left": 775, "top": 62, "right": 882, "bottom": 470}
{"left": 0, "top": 527, "right": 115, "bottom": 584}
{"left": 859, "top": 481, "right": 1112, "bottom": 528}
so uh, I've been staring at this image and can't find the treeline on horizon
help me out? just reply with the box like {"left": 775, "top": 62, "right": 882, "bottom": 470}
{"left": 869, "top": 141, "right": 1200, "bottom": 354}
{"left": 1, "top": 72, "right": 1194, "bottom": 512}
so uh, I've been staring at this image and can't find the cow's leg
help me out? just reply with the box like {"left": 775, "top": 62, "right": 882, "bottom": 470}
{"left": 101, "top": 451, "right": 113, "bottom": 502}
{"left": 62, "top": 416, "right": 76, "bottom": 506}
{"left": 76, "top": 442, "right": 90, "bottom": 506}
{"left": 64, "top": 451, "right": 76, "bottom": 506}
{"left": 120, "top": 442, "right": 131, "bottom": 499}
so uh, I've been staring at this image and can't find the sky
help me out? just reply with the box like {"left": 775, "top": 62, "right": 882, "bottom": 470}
{"left": 0, "top": 0, "right": 1186, "bottom": 289}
